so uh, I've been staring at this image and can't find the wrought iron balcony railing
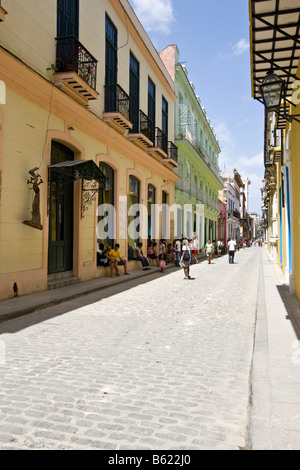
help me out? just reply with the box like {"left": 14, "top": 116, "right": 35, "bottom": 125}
{"left": 168, "top": 141, "right": 178, "bottom": 162}
{"left": 129, "top": 110, "right": 153, "bottom": 142}
{"left": 104, "top": 84, "right": 131, "bottom": 122}
{"left": 56, "top": 36, "right": 97, "bottom": 90}
{"left": 155, "top": 127, "right": 168, "bottom": 154}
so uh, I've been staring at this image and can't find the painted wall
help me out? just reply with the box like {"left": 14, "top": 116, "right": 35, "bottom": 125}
{"left": 0, "top": 0, "right": 178, "bottom": 299}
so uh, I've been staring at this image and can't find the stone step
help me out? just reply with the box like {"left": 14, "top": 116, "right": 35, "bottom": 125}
{"left": 48, "top": 271, "right": 74, "bottom": 282}
{"left": 48, "top": 276, "right": 81, "bottom": 290}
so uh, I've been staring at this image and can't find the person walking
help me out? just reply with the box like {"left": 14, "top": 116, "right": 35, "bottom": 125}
{"left": 204, "top": 239, "right": 214, "bottom": 264}
{"left": 191, "top": 235, "right": 199, "bottom": 264}
{"left": 180, "top": 239, "right": 193, "bottom": 280}
{"left": 228, "top": 237, "right": 236, "bottom": 264}
{"left": 159, "top": 239, "right": 166, "bottom": 272}
{"left": 174, "top": 238, "right": 181, "bottom": 267}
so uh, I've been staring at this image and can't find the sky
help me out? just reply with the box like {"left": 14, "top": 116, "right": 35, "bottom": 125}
{"left": 129, "top": 0, "right": 265, "bottom": 215}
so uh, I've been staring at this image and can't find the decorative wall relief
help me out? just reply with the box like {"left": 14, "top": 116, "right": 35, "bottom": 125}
{"left": 23, "top": 167, "right": 43, "bottom": 230}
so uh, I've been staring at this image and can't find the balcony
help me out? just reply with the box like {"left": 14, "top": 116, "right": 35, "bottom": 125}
{"left": 53, "top": 36, "right": 98, "bottom": 106}
{"left": 128, "top": 110, "right": 153, "bottom": 150}
{"left": 161, "top": 141, "right": 179, "bottom": 169}
{"left": 146, "top": 127, "right": 168, "bottom": 161}
{"left": 176, "top": 124, "right": 222, "bottom": 183}
{"left": 103, "top": 84, "right": 133, "bottom": 134}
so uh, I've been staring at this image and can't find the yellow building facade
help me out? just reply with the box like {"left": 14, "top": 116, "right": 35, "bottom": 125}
{"left": 250, "top": 0, "right": 300, "bottom": 301}
{"left": 0, "top": 0, "right": 178, "bottom": 300}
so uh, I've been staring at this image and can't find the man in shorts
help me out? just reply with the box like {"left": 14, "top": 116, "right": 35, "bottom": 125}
{"left": 108, "top": 243, "right": 129, "bottom": 276}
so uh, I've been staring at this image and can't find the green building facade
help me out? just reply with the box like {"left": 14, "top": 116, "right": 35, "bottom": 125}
{"left": 160, "top": 45, "right": 224, "bottom": 249}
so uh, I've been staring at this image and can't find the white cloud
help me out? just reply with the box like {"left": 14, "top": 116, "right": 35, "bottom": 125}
{"left": 129, "top": 0, "right": 175, "bottom": 34}
{"left": 232, "top": 38, "right": 250, "bottom": 57}
{"left": 237, "top": 152, "right": 264, "bottom": 170}
{"left": 219, "top": 38, "right": 250, "bottom": 60}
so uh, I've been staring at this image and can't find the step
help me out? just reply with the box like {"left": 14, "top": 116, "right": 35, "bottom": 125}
{"left": 48, "top": 276, "right": 81, "bottom": 290}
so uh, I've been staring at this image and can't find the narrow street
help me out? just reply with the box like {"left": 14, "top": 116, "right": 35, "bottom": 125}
{"left": 0, "top": 247, "right": 299, "bottom": 450}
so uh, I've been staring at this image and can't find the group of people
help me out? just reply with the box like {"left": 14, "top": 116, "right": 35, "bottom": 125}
{"left": 97, "top": 235, "right": 240, "bottom": 280}
{"left": 97, "top": 243, "right": 130, "bottom": 278}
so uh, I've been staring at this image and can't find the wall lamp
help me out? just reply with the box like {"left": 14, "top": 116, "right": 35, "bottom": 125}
{"left": 259, "top": 71, "right": 300, "bottom": 123}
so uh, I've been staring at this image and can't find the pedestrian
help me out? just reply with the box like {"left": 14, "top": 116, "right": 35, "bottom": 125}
{"left": 228, "top": 237, "right": 236, "bottom": 264}
{"left": 136, "top": 242, "right": 150, "bottom": 271}
{"left": 147, "top": 241, "right": 159, "bottom": 267}
{"left": 204, "top": 239, "right": 214, "bottom": 264}
{"left": 217, "top": 240, "right": 222, "bottom": 257}
{"left": 180, "top": 239, "right": 193, "bottom": 280}
{"left": 191, "top": 235, "right": 199, "bottom": 264}
{"left": 159, "top": 239, "right": 166, "bottom": 272}
{"left": 174, "top": 238, "right": 181, "bottom": 267}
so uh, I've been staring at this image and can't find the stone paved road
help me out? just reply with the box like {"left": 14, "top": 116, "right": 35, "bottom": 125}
{"left": 0, "top": 248, "right": 260, "bottom": 450}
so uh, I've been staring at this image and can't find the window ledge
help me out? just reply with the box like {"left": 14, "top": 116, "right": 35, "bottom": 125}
{"left": 0, "top": 6, "right": 7, "bottom": 22}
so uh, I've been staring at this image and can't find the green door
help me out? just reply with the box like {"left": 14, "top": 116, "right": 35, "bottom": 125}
{"left": 48, "top": 142, "right": 74, "bottom": 275}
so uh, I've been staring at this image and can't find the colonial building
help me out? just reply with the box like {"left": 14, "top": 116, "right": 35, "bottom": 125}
{"left": 160, "top": 45, "right": 224, "bottom": 248}
{"left": 219, "top": 171, "right": 243, "bottom": 242}
{"left": 249, "top": 0, "right": 300, "bottom": 297}
{"left": 0, "top": 0, "right": 179, "bottom": 300}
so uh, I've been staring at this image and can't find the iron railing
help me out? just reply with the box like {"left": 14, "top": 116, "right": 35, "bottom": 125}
{"left": 155, "top": 127, "right": 168, "bottom": 154}
{"left": 129, "top": 109, "right": 153, "bottom": 141}
{"left": 104, "top": 84, "right": 131, "bottom": 121}
{"left": 56, "top": 36, "right": 98, "bottom": 89}
{"left": 168, "top": 141, "right": 178, "bottom": 162}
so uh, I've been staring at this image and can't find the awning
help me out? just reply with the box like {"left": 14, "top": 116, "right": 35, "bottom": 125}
{"left": 48, "top": 160, "right": 106, "bottom": 218}
{"left": 48, "top": 160, "right": 105, "bottom": 187}
{"left": 250, "top": 0, "right": 300, "bottom": 126}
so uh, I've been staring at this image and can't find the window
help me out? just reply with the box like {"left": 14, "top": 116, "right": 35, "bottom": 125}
{"left": 105, "top": 14, "right": 118, "bottom": 87}
{"left": 147, "top": 184, "right": 156, "bottom": 240}
{"left": 162, "top": 96, "right": 168, "bottom": 141}
{"left": 130, "top": 53, "right": 140, "bottom": 132}
{"left": 148, "top": 78, "right": 156, "bottom": 143}
{"left": 162, "top": 191, "right": 169, "bottom": 239}
{"left": 97, "top": 163, "right": 115, "bottom": 258}
{"left": 128, "top": 176, "right": 140, "bottom": 260}
{"left": 57, "top": 0, "right": 79, "bottom": 38}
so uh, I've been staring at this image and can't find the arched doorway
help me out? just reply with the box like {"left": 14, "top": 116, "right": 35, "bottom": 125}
{"left": 48, "top": 141, "right": 74, "bottom": 274}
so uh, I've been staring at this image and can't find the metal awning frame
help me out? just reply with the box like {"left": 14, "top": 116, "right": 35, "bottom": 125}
{"left": 250, "top": 0, "right": 300, "bottom": 128}
{"left": 48, "top": 160, "right": 105, "bottom": 218}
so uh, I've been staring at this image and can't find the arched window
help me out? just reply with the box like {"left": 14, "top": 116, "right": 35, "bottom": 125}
{"left": 97, "top": 163, "right": 115, "bottom": 262}
{"left": 148, "top": 184, "right": 156, "bottom": 241}
{"left": 128, "top": 176, "right": 140, "bottom": 260}
{"left": 162, "top": 190, "right": 169, "bottom": 239}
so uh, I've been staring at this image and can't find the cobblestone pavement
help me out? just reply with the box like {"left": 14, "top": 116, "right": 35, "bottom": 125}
{"left": 0, "top": 248, "right": 260, "bottom": 450}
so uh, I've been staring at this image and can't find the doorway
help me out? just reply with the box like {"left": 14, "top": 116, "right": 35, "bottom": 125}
{"left": 48, "top": 141, "right": 74, "bottom": 275}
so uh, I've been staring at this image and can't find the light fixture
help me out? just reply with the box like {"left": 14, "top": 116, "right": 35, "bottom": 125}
{"left": 259, "top": 71, "right": 285, "bottom": 113}
{"left": 260, "top": 71, "right": 300, "bottom": 123}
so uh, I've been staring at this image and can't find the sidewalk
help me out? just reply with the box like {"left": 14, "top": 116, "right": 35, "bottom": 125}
{"left": 249, "top": 249, "right": 300, "bottom": 450}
